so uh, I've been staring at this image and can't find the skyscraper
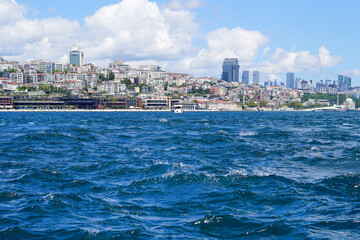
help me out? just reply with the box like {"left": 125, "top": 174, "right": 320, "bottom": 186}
{"left": 253, "top": 71, "right": 260, "bottom": 84}
{"left": 221, "top": 58, "right": 239, "bottom": 82}
{"left": 69, "top": 46, "right": 84, "bottom": 67}
{"left": 286, "top": 72, "right": 295, "bottom": 89}
{"left": 242, "top": 70, "right": 249, "bottom": 85}
{"left": 338, "top": 75, "right": 351, "bottom": 90}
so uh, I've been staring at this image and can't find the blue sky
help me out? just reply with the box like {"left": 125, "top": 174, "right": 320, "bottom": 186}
{"left": 7, "top": 0, "right": 360, "bottom": 84}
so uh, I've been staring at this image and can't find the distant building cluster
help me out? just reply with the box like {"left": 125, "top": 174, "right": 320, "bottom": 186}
{"left": 0, "top": 51, "right": 358, "bottom": 111}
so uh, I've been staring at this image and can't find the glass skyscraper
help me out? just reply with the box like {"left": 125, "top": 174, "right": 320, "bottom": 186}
{"left": 286, "top": 72, "right": 295, "bottom": 89}
{"left": 242, "top": 70, "right": 249, "bottom": 85}
{"left": 221, "top": 58, "right": 239, "bottom": 82}
{"left": 253, "top": 71, "right": 260, "bottom": 84}
{"left": 69, "top": 46, "right": 84, "bottom": 67}
{"left": 338, "top": 75, "right": 351, "bottom": 90}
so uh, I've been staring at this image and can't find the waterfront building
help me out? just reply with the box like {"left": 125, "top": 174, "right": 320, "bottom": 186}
{"left": 286, "top": 72, "right": 295, "bottom": 89}
{"left": 69, "top": 46, "right": 84, "bottom": 67}
{"left": 221, "top": 58, "right": 239, "bottom": 82}
{"left": 253, "top": 71, "right": 260, "bottom": 84}
{"left": 242, "top": 70, "right": 249, "bottom": 85}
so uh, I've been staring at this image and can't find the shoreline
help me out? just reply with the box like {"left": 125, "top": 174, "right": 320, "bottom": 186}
{"left": 0, "top": 109, "right": 244, "bottom": 112}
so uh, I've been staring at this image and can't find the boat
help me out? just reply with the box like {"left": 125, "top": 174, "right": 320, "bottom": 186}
{"left": 172, "top": 104, "right": 183, "bottom": 113}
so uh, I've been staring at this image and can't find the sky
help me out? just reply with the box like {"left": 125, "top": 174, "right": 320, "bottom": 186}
{"left": 2, "top": 0, "right": 360, "bottom": 84}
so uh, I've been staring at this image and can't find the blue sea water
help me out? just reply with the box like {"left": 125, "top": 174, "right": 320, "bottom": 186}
{"left": 0, "top": 112, "right": 359, "bottom": 239}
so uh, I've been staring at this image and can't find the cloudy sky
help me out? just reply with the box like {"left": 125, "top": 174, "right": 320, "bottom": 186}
{"left": 2, "top": 0, "right": 360, "bottom": 83}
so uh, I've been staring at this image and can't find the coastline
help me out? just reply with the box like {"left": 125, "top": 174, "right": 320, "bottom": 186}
{"left": 0, "top": 109, "right": 244, "bottom": 112}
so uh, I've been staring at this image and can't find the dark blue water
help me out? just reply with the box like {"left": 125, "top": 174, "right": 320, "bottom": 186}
{"left": 0, "top": 112, "right": 359, "bottom": 239}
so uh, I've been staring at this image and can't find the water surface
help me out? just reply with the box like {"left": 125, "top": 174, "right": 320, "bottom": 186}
{"left": 0, "top": 112, "right": 359, "bottom": 239}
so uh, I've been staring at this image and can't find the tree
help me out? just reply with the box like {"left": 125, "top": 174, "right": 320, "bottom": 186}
{"left": 287, "top": 101, "right": 302, "bottom": 109}
{"left": 248, "top": 101, "right": 258, "bottom": 108}
{"left": 99, "top": 73, "right": 108, "bottom": 81}
{"left": 109, "top": 71, "right": 115, "bottom": 80}
{"left": 259, "top": 100, "right": 267, "bottom": 107}
{"left": 164, "top": 82, "right": 169, "bottom": 91}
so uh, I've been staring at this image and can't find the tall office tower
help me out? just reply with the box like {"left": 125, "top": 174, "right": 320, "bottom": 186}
{"left": 295, "top": 78, "right": 302, "bottom": 89}
{"left": 344, "top": 76, "right": 351, "bottom": 89}
{"left": 286, "top": 72, "right": 295, "bottom": 89}
{"left": 69, "top": 46, "right": 84, "bottom": 67}
{"left": 221, "top": 58, "right": 239, "bottom": 82}
{"left": 253, "top": 71, "right": 260, "bottom": 84}
{"left": 242, "top": 70, "right": 250, "bottom": 85}
{"left": 221, "top": 58, "right": 240, "bottom": 82}
{"left": 338, "top": 75, "right": 351, "bottom": 90}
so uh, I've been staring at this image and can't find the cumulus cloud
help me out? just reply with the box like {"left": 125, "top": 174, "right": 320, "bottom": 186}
{"left": 83, "top": 0, "right": 198, "bottom": 61}
{"left": 0, "top": 0, "right": 26, "bottom": 24}
{"left": 257, "top": 46, "right": 343, "bottom": 74}
{"left": 176, "top": 27, "right": 268, "bottom": 75}
{"left": 0, "top": 0, "right": 80, "bottom": 62}
{"left": 162, "top": 0, "right": 205, "bottom": 10}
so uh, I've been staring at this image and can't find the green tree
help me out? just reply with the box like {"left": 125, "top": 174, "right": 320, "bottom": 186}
{"left": 259, "top": 100, "right": 267, "bottom": 107}
{"left": 109, "top": 71, "right": 115, "bottom": 80}
{"left": 286, "top": 101, "right": 303, "bottom": 109}
{"left": 248, "top": 101, "right": 258, "bottom": 108}
{"left": 99, "top": 73, "right": 108, "bottom": 81}
{"left": 121, "top": 79, "right": 132, "bottom": 85}
{"left": 164, "top": 82, "right": 169, "bottom": 91}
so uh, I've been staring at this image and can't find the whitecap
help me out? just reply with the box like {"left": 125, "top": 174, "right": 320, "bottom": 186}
{"left": 159, "top": 118, "right": 168, "bottom": 122}
{"left": 217, "top": 130, "right": 229, "bottom": 135}
{"left": 239, "top": 131, "right": 257, "bottom": 136}
{"left": 41, "top": 192, "right": 54, "bottom": 201}
{"left": 311, "top": 146, "right": 319, "bottom": 151}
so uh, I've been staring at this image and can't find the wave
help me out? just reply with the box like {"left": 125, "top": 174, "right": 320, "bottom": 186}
{"left": 190, "top": 215, "right": 297, "bottom": 238}
{"left": 239, "top": 131, "right": 257, "bottom": 136}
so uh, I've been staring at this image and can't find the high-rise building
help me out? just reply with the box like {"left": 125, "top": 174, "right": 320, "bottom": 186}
{"left": 253, "top": 71, "right": 260, "bottom": 84}
{"left": 242, "top": 70, "right": 249, "bottom": 85}
{"left": 338, "top": 75, "right": 351, "bottom": 90}
{"left": 286, "top": 72, "right": 295, "bottom": 89}
{"left": 69, "top": 46, "right": 84, "bottom": 67}
{"left": 295, "top": 78, "right": 302, "bottom": 89}
{"left": 221, "top": 58, "right": 239, "bottom": 82}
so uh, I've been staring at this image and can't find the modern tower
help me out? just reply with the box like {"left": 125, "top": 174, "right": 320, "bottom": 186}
{"left": 242, "top": 71, "right": 249, "bottom": 85}
{"left": 69, "top": 46, "right": 84, "bottom": 67}
{"left": 221, "top": 58, "right": 239, "bottom": 82}
{"left": 253, "top": 71, "right": 260, "bottom": 84}
{"left": 286, "top": 72, "right": 295, "bottom": 89}
{"left": 338, "top": 75, "right": 351, "bottom": 90}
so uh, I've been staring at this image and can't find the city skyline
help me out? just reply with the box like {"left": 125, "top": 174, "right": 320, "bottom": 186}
{"left": 2, "top": 0, "right": 360, "bottom": 84}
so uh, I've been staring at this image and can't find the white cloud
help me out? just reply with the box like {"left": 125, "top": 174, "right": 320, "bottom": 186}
{"left": 0, "top": 0, "right": 80, "bottom": 62}
{"left": 176, "top": 27, "right": 268, "bottom": 75}
{"left": 257, "top": 46, "right": 343, "bottom": 74}
{"left": 341, "top": 69, "right": 360, "bottom": 76}
{"left": 162, "top": 0, "right": 205, "bottom": 10}
{"left": 0, "top": 0, "right": 26, "bottom": 24}
{"left": 83, "top": 0, "right": 198, "bottom": 61}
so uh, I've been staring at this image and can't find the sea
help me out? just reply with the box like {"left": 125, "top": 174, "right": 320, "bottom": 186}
{"left": 0, "top": 112, "right": 359, "bottom": 239}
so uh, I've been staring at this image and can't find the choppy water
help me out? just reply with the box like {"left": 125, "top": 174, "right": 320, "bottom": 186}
{"left": 0, "top": 112, "right": 359, "bottom": 239}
